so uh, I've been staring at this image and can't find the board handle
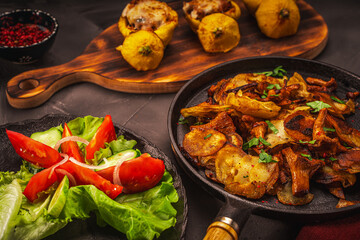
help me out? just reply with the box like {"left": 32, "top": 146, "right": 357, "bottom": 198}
{"left": 203, "top": 199, "right": 252, "bottom": 240}
{"left": 6, "top": 59, "right": 98, "bottom": 109}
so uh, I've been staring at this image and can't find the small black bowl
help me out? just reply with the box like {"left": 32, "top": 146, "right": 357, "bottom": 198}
{"left": 0, "top": 9, "right": 58, "bottom": 63}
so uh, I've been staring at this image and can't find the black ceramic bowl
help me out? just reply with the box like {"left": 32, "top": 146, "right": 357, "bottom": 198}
{"left": 0, "top": 9, "right": 58, "bottom": 63}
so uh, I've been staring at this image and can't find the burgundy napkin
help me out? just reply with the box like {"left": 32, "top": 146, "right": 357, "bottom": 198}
{"left": 297, "top": 213, "right": 360, "bottom": 240}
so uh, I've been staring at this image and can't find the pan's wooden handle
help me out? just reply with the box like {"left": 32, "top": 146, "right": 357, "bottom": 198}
{"left": 203, "top": 200, "right": 252, "bottom": 240}
{"left": 204, "top": 217, "right": 238, "bottom": 240}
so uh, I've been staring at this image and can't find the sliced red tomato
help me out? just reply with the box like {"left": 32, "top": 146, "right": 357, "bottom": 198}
{"left": 6, "top": 129, "right": 62, "bottom": 168}
{"left": 97, "top": 153, "right": 165, "bottom": 193}
{"left": 85, "top": 115, "right": 117, "bottom": 163}
{"left": 61, "top": 123, "right": 85, "bottom": 163}
{"left": 58, "top": 162, "right": 123, "bottom": 199}
{"left": 23, "top": 167, "right": 58, "bottom": 202}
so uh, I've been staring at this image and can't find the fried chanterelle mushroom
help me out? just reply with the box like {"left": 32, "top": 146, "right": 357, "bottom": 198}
{"left": 180, "top": 67, "right": 360, "bottom": 207}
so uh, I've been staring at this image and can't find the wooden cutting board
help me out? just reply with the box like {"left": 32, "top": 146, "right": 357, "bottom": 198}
{"left": 6, "top": 0, "right": 328, "bottom": 109}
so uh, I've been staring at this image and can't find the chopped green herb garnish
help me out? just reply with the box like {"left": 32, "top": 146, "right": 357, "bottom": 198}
{"left": 243, "top": 137, "right": 260, "bottom": 150}
{"left": 323, "top": 127, "right": 336, "bottom": 132}
{"left": 270, "top": 94, "right": 280, "bottom": 97}
{"left": 273, "top": 66, "right": 287, "bottom": 77}
{"left": 267, "top": 84, "right": 275, "bottom": 89}
{"left": 261, "top": 90, "right": 268, "bottom": 99}
{"left": 178, "top": 118, "right": 189, "bottom": 125}
{"left": 306, "top": 101, "right": 332, "bottom": 112}
{"left": 301, "top": 153, "right": 312, "bottom": 161}
{"left": 243, "top": 175, "right": 249, "bottom": 178}
{"left": 330, "top": 96, "right": 345, "bottom": 104}
{"left": 343, "top": 142, "right": 352, "bottom": 149}
{"left": 256, "top": 71, "right": 273, "bottom": 76}
{"left": 299, "top": 139, "right": 316, "bottom": 144}
{"left": 194, "top": 122, "right": 204, "bottom": 125}
{"left": 256, "top": 66, "right": 287, "bottom": 78}
{"left": 259, "top": 137, "right": 271, "bottom": 146}
{"left": 259, "top": 150, "right": 276, "bottom": 163}
{"left": 267, "top": 84, "right": 282, "bottom": 90}
{"left": 204, "top": 134, "right": 212, "bottom": 139}
{"left": 265, "top": 120, "right": 279, "bottom": 134}
{"left": 329, "top": 157, "right": 337, "bottom": 161}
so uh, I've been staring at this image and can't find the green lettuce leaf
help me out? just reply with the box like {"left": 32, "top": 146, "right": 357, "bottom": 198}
{"left": 9, "top": 215, "right": 67, "bottom": 240}
{"left": 60, "top": 171, "right": 178, "bottom": 240}
{"left": 0, "top": 164, "right": 33, "bottom": 191}
{"left": 109, "top": 135, "right": 137, "bottom": 154}
{"left": 92, "top": 135, "right": 138, "bottom": 165}
{"left": 0, "top": 179, "right": 23, "bottom": 240}
{"left": 66, "top": 116, "right": 104, "bottom": 142}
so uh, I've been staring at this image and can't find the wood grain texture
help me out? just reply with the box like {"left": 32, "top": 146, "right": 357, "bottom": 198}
{"left": 6, "top": 0, "right": 328, "bottom": 109}
{"left": 204, "top": 221, "right": 238, "bottom": 240}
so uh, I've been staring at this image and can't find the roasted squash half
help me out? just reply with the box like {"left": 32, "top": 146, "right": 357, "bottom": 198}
{"left": 118, "top": 0, "right": 178, "bottom": 46}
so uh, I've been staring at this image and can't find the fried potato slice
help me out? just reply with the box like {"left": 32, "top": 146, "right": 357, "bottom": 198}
{"left": 215, "top": 144, "right": 247, "bottom": 184}
{"left": 225, "top": 181, "right": 267, "bottom": 199}
{"left": 277, "top": 182, "right": 314, "bottom": 206}
{"left": 225, "top": 92, "right": 281, "bottom": 119}
{"left": 265, "top": 119, "right": 293, "bottom": 148}
{"left": 183, "top": 128, "right": 227, "bottom": 157}
{"left": 215, "top": 144, "right": 279, "bottom": 199}
{"left": 180, "top": 102, "right": 232, "bottom": 118}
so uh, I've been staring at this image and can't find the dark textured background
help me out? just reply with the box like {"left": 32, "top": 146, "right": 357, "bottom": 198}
{"left": 1, "top": 1, "right": 360, "bottom": 239}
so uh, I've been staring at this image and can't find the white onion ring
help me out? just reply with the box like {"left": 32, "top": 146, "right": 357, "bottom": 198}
{"left": 68, "top": 156, "right": 111, "bottom": 170}
{"left": 54, "top": 136, "right": 89, "bottom": 151}
{"left": 55, "top": 168, "right": 77, "bottom": 186}
{"left": 113, "top": 151, "right": 136, "bottom": 186}
{"left": 48, "top": 153, "right": 69, "bottom": 179}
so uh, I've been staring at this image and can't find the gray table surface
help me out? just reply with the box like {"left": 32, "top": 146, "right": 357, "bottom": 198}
{"left": 1, "top": 0, "right": 360, "bottom": 239}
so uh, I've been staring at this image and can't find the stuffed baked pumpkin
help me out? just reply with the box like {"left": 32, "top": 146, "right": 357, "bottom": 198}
{"left": 197, "top": 13, "right": 240, "bottom": 53}
{"left": 117, "top": 30, "right": 164, "bottom": 71}
{"left": 183, "top": 0, "right": 241, "bottom": 32}
{"left": 118, "top": 0, "right": 178, "bottom": 46}
{"left": 255, "top": 0, "right": 300, "bottom": 39}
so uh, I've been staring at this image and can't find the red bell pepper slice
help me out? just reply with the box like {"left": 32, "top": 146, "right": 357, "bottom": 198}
{"left": 97, "top": 154, "right": 165, "bottom": 193}
{"left": 58, "top": 162, "right": 122, "bottom": 199}
{"left": 23, "top": 167, "right": 58, "bottom": 202}
{"left": 85, "top": 115, "right": 117, "bottom": 163}
{"left": 6, "top": 129, "right": 63, "bottom": 168}
{"left": 61, "top": 123, "right": 85, "bottom": 163}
